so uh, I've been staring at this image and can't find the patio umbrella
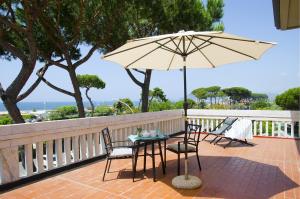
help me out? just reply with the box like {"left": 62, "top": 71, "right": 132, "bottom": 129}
{"left": 102, "top": 30, "right": 275, "bottom": 189}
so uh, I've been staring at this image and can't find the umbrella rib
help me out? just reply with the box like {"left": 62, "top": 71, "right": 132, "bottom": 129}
{"left": 170, "top": 37, "right": 183, "bottom": 55}
{"left": 194, "top": 36, "right": 257, "bottom": 60}
{"left": 166, "top": 52, "right": 176, "bottom": 71}
{"left": 124, "top": 38, "right": 175, "bottom": 69}
{"left": 185, "top": 35, "right": 194, "bottom": 53}
{"left": 155, "top": 41, "right": 183, "bottom": 55}
{"left": 193, "top": 33, "right": 274, "bottom": 45}
{"left": 187, "top": 37, "right": 213, "bottom": 55}
{"left": 103, "top": 37, "right": 174, "bottom": 58}
{"left": 190, "top": 40, "right": 215, "bottom": 68}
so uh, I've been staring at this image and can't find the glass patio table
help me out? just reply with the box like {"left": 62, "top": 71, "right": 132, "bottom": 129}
{"left": 128, "top": 134, "right": 169, "bottom": 182}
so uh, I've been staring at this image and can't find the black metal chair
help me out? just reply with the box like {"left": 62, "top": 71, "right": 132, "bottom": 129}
{"left": 101, "top": 127, "right": 134, "bottom": 181}
{"left": 166, "top": 124, "right": 202, "bottom": 175}
{"left": 202, "top": 117, "right": 238, "bottom": 143}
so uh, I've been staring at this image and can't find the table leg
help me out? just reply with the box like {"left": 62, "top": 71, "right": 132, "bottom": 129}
{"left": 151, "top": 141, "right": 156, "bottom": 182}
{"left": 133, "top": 141, "right": 140, "bottom": 181}
{"left": 143, "top": 143, "right": 147, "bottom": 172}
{"left": 158, "top": 141, "right": 165, "bottom": 174}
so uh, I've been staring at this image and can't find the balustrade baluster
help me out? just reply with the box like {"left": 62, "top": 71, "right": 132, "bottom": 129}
{"left": 64, "top": 137, "right": 71, "bottom": 165}
{"left": 284, "top": 122, "right": 288, "bottom": 137}
{"left": 271, "top": 121, "right": 275, "bottom": 137}
{"left": 265, "top": 121, "right": 269, "bottom": 136}
{"left": 36, "top": 142, "right": 44, "bottom": 173}
{"left": 25, "top": 144, "right": 33, "bottom": 176}
{"left": 87, "top": 134, "right": 93, "bottom": 158}
{"left": 291, "top": 122, "right": 295, "bottom": 138}
{"left": 72, "top": 136, "right": 79, "bottom": 162}
{"left": 80, "top": 135, "right": 87, "bottom": 160}
{"left": 94, "top": 132, "right": 100, "bottom": 156}
{"left": 55, "top": 139, "right": 63, "bottom": 167}
{"left": 46, "top": 140, "right": 53, "bottom": 170}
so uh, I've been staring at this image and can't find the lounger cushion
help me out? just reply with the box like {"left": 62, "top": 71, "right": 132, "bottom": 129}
{"left": 110, "top": 148, "right": 132, "bottom": 157}
{"left": 167, "top": 144, "right": 196, "bottom": 152}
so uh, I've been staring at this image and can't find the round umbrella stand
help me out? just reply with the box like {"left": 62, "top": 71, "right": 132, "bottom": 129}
{"left": 172, "top": 175, "right": 202, "bottom": 189}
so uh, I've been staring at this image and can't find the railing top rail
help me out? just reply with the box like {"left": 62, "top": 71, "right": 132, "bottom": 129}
{"left": 0, "top": 110, "right": 183, "bottom": 141}
{"left": 187, "top": 109, "right": 300, "bottom": 120}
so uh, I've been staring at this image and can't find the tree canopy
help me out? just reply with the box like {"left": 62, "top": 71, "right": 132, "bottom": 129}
{"left": 77, "top": 75, "right": 105, "bottom": 90}
{"left": 77, "top": 74, "right": 105, "bottom": 116}
{"left": 149, "top": 87, "right": 167, "bottom": 103}
{"left": 222, "top": 87, "right": 252, "bottom": 104}
{"left": 113, "top": 98, "right": 135, "bottom": 114}
{"left": 251, "top": 93, "right": 268, "bottom": 101}
{"left": 275, "top": 87, "right": 300, "bottom": 110}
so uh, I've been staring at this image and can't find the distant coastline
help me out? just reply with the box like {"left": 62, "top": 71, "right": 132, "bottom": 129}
{"left": 0, "top": 101, "right": 137, "bottom": 113}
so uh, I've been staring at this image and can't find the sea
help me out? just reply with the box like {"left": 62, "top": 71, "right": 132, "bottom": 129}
{"left": 0, "top": 101, "right": 123, "bottom": 112}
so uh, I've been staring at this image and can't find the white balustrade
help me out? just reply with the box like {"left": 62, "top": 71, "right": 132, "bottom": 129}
{"left": 0, "top": 110, "right": 184, "bottom": 185}
{"left": 187, "top": 109, "right": 300, "bottom": 139}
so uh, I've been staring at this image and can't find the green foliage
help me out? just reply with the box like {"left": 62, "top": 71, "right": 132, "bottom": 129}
{"left": 48, "top": 106, "right": 78, "bottom": 120}
{"left": 149, "top": 87, "right": 167, "bottom": 103}
{"left": 23, "top": 114, "right": 36, "bottom": 120}
{"left": 0, "top": 115, "right": 13, "bottom": 125}
{"left": 251, "top": 93, "right": 268, "bottom": 101}
{"left": 222, "top": 87, "right": 252, "bottom": 104}
{"left": 77, "top": 75, "right": 105, "bottom": 89}
{"left": 250, "top": 100, "right": 272, "bottom": 110}
{"left": 192, "top": 88, "right": 207, "bottom": 100}
{"left": 113, "top": 98, "right": 134, "bottom": 114}
{"left": 94, "top": 106, "right": 114, "bottom": 116}
{"left": 174, "top": 99, "right": 196, "bottom": 109}
{"left": 0, "top": 114, "right": 35, "bottom": 125}
{"left": 149, "top": 100, "right": 174, "bottom": 112}
{"left": 275, "top": 87, "right": 300, "bottom": 110}
{"left": 160, "top": 0, "right": 224, "bottom": 33}
{"left": 209, "top": 104, "right": 230, "bottom": 109}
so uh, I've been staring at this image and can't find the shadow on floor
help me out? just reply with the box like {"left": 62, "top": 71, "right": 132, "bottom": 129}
{"left": 116, "top": 155, "right": 299, "bottom": 199}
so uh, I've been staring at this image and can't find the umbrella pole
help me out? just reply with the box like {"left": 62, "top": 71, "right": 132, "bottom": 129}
{"left": 183, "top": 63, "right": 189, "bottom": 180}
{"left": 171, "top": 56, "right": 202, "bottom": 189}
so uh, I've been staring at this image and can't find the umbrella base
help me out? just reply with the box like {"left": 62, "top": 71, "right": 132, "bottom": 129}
{"left": 172, "top": 175, "right": 202, "bottom": 189}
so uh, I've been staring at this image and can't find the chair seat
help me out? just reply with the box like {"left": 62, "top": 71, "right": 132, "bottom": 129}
{"left": 110, "top": 148, "right": 133, "bottom": 158}
{"left": 167, "top": 143, "right": 196, "bottom": 153}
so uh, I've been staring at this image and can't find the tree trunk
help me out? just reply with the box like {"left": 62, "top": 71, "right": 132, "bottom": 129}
{"left": 85, "top": 88, "right": 94, "bottom": 116}
{"left": 0, "top": 61, "right": 36, "bottom": 123}
{"left": 1, "top": 96, "right": 24, "bottom": 123}
{"left": 69, "top": 68, "right": 85, "bottom": 118}
{"left": 141, "top": 69, "right": 152, "bottom": 112}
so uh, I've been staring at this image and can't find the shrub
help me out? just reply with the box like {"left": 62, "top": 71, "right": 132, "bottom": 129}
{"left": 209, "top": 104, "right": 230, "bottom": 109}
{"left": 0, "top": 115, "right": 13, "bottom": 125}
{"left": 149, "top": 100, "right": 174, "bottom": 112}
{"left": 48, "top": 106, "right": 78, "bottom": 120}
{"left": 113, "top": 98, "right": 134, "bottom": 114}
{"left": 174, "top": 99, "right": 196, "bottom": 109}
{"left": 275, "top": 87, "right": 300, "bottom": 110}
{"left": 94, "top": 106, "right": 114, "bottom": 116}
{"left": 250, "top": 100, "right": 272, "bottom": 110}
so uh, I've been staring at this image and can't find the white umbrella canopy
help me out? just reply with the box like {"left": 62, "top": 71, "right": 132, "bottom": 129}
{"left": 103, "top": 31, "right": 276, "bottom": 70}
{"left": 102, "top": 30, "right": 275, "bottom": 189}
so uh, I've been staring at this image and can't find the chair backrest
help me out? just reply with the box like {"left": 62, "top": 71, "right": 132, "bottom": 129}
{"left": 187, "top": 124, "right": 202, "bottom": 145}
{"left": 213, "top": 117, "right": 238, "bottom": 134}
{"left": 101, "top": 127, "right": 113, "bottom": 155}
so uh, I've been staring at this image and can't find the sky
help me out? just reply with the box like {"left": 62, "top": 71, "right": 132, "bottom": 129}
{"left": 0, "top": 0, "right": 299, "bottom": 102}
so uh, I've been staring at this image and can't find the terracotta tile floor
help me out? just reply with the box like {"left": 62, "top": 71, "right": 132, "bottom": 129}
{"left": 1, "top": 137, "right": 299, "bottom": 199}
